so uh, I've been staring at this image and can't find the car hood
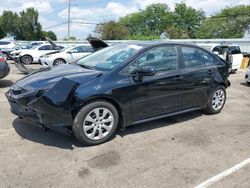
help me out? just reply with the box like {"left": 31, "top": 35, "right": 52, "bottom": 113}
{"left": 16, "top": 64, "right": 103, "bottom": 90}
{"left": 87, "top": 37, "right": 109, "bottom": 51}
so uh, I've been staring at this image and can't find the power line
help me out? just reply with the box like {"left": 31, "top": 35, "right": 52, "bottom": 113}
{"left": 44, "top": 22, "right": 68, "bottom": 29}
{"left": 71, "top": 20, "right": 100, "bottom": 25}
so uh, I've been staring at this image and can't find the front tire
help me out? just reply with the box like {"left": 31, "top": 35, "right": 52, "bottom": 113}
{"left": 21, "top": 55, "right": 33, "bottom": 64}
{"left": 2, "top": 52, "right": 8, "bottom": 59}
{"left": 73, "top": 101, "right": 119, "bottom": 145}
{"left": 204, "top": 86, "right": 226, "bottom": 114}
{"left": 53, "top": 58, "right": 66, "bottom": 66}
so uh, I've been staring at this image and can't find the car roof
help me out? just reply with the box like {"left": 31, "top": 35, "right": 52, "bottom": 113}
{"left": 118, "top": 41, "right": 209, "bottom": 49}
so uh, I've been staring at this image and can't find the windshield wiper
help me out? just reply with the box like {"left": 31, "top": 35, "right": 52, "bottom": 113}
{"left": 77, "top": 64, "right": 95, "bottom": 70}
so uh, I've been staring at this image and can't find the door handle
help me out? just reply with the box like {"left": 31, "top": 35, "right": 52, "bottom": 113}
{"left": 173, "top": 75, "right": 183, "bottom": 81}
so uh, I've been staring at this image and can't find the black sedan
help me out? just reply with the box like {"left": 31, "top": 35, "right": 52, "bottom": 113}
{"left": 6, "top": 42, "right": 230, "bottom": 145}
{"left": 0, "top": 53, "right": 10, "bottom": 79}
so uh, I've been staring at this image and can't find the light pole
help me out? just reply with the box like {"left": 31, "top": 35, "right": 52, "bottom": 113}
{"left": 68, "top": 0, "right": 71, "bottom": 39}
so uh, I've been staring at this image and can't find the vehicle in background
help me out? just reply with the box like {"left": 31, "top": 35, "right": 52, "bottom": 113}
{"left": 10, "top": 44, "right": 64, "bottom": 64}
{"left": 197, "top": 43, "right": 243, "bottom": 72}
{"left": 6, "top": 42, "right": 231, "bottom": 145}
{"left": 245, "top": 66, "right": 250, "bottom": 85}
{"left": 0, "top": 41, "right": 16, "bottom": 49}
{"left": 0, "top": 41, "right": 18, "bottom": 59}
{"left": 0, "top": 52, "right": 10, "bottom": 79}
{"left": 39, "top": 44, "right": 94, "bottom": 67}
{"left": 30, "top": 41, "right": 46, "bottom": 47}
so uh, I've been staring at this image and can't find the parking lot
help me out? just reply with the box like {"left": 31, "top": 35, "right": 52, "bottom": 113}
{"left": 0, "top": 61, "right": 250, "bottom": 188}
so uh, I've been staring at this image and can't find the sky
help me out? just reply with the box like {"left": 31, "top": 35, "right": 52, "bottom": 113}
{"left": 0, "top": 0, "right": 249, "bottom": 40}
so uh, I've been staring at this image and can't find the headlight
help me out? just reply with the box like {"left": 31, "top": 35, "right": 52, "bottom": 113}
{"left": 12, "top": 52, "right": 21, "bottom": 56}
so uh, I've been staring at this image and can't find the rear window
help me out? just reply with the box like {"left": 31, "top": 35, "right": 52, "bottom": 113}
{"left": 0, "top": 41, "right": 11, "bottom": 45}
{"left": 230, "top": 46, "right": 241, "bottom": 54}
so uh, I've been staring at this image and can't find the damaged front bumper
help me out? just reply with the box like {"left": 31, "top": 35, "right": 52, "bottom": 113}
{"left": 6, "top": 78, "right": 79, "bottom": 135}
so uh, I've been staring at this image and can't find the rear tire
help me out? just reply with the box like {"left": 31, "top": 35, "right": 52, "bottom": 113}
{"left": 204, "top": 86, "right": 226, "bottom": 114}
{"left": 73, "top": 101, "right": 119, "bottom": 145}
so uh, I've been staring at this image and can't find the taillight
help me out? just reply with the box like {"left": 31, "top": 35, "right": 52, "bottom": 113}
{"left": 0, "top": 57, "right": 5, "bottom": 62}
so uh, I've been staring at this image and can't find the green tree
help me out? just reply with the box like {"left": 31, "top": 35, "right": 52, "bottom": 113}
{"left": 120, "top": 3, "right": 171, "bottom": 39}
{"left": 42, "top": 31, "right": 57, "bottom": 41}
{"left": 0, "top": 8, "right": 57, "bottom": 40}
{"left": 0, "top": 17, "right": 6, "bottom": 38}
{"left": 168, "top": 3, "right": 205, "bottom": 39}
{"left": 0, "top": 11, "right": 20, "bottom": 38}
{"left": 19, "top": 8, "right": 43, "bottom": 40}
{"left": 197, "top": 5, "right": 250, "bottom": 38}
{"left": 95, "top": 20, "right": 129, "bottom": 40}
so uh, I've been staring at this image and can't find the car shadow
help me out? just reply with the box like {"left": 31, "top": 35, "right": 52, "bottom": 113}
{"left": 12, "top": 110, "right": 203, "bottom": 149}
{"left": 0, "top": 80, "right": 13, "bottom": 88}
{"left": 12, "top": 118, "right": 83, "bottom": 150}
{"left": 240, "top": 82, "right": 250, "bottom": 87}
{"left": 118, "top": 110, "right": 203, "bottom": 137}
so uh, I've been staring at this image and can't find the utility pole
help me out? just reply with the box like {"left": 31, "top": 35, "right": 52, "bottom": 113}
{"left": 67, "top": 0, "right": 71, "bottom": 39}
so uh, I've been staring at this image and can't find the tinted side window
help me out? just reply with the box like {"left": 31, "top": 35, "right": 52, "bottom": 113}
{"left": 202, "top": 51, "right": 214, "bottom": 66}
{"left": 230, "top": 46, "right": 241, "bottom": 54}
{"left": 38, "top": 45, "right": 52, "bottom": 50}
{"left": 182, "top": 47, "right": 204, "bottom": 68}
{"left": 0, "top": 41, "right": 11, "bottom": 45}
{"left": 72, "top": 46, "right": 93, "bottom": 53}
{"left": 130, "top": 46, "right": 178, "bottom": 73}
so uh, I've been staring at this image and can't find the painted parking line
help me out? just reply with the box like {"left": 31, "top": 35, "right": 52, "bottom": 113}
{"left": 195, "top": 158, "right": 250, "bottom": 188}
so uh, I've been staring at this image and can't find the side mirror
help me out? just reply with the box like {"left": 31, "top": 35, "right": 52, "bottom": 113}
{"left": 131, "top": 66, "right": 156, "bottom": 77}
{"left": 68, "top": 49, "right": 78, "bottom": 53}
{"left": 213, "top": 51, "right": 219, "bottom": 55}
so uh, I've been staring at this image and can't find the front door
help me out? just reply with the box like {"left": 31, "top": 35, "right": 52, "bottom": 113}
{"left": 129, "top": 45, "right": 183, "bottom": 122}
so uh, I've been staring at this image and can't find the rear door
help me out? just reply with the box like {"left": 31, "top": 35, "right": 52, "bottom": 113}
{"left": 180, "top": 46, "right": 216, "bottom": 109}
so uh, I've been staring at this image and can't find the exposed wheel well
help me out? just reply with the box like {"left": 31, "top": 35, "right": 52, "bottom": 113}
{"left": 2, "top": 52, "right": 8, "bottom": 57}
{"left": 71, "top": 97, "right": 125, "bottom": 130}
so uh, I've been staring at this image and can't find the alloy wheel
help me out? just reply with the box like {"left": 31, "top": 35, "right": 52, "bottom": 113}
{"left": 212, "top": 89, "right": 225, "bottom": 111}
{"left": 83, "top": 107, "right": 114, "bottom": 141}
{"left": 54, "top": 59, "right": 66, "bottom": 65}
{"left": 21, "top": 55, "right": 32, "bottom": 64}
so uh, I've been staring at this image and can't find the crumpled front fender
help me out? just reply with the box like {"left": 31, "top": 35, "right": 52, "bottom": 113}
{"left": 29, "top": 78, "right": 79, "bottom": 126}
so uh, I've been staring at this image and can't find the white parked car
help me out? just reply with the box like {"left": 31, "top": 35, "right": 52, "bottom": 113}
{"left": 10, "top": 44, "right": 64, "bottom": 64}
{"left": 0, "top": 41, "right": 18, "bottom": 59}
{"left": 0, "top": 41, "right": 17, "bottom": 49}
{"left": 39, "top": 44, "right": 94, "bottom": 67}
{"left": 245, "top": 66, "right": 250, "bottom": 85}
{"left": 197, "top": 43, "right": 243, "bottom": 72}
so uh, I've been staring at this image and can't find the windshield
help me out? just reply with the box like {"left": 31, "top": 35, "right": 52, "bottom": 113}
{"left": 76, "top": 43, "right": 144, "bottom": 71}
